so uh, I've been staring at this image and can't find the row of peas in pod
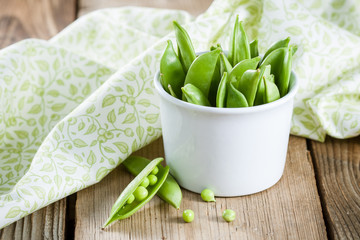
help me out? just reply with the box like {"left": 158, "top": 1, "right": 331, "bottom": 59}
{"left": 102, "top": 157, "right": 183, "bottom": 228}
{"left": 160, "top": 15, "right": 297, "bottom": 108}
{"left": 102, "top": 157, "right": 236, "bottom": 227}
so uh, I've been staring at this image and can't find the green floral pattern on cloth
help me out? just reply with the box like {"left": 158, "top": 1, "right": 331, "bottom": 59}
{"left": 1, "top": 0, "right": 360, "bottom": 228}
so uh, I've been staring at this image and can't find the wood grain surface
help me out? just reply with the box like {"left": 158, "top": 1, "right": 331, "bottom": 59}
{"left": 0, "top": 0, "right": 359, "bottom": 239}
{"left": 78, "top": 0, "right": 213, "bottom": 16}
{"left": 310, "top": 137, "right": 360, "bottom": 239}
{"left": 0, "top": 0, "right": 76, "bottom": 239}
{"left": 74, "top": 137, "right": 327, "bottom": 240}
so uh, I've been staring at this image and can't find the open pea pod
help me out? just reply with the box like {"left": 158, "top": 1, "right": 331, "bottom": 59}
{"left": 216, "top": 72, "right": 228, "bottom": 108}
{"left": 226, "top": 82, "right": 248, "bottom": 108}
{"left": 229, "top": 56, "right": 261, "bottom": 90}
{"left": 103, "top": 158, "right": 169, "bottom": 228}
{"left": 182, "top": 83, "right": 211, "bottom": 106}
{"left": 249, "top": 39, "right": 259, "bottom": 58}
{"left": 184, "top": 48, "right": 221, "bottom": 99}
{"left": 228, "top": 15, "right": 251, "bottom": 66}
{"left": 254, "top": 65, "right": 271, "bottom": 106}
{"left": 237, "top": 69, "right": 261, "bottom": 107}
{"left": 122, "top": 156, "right": 182, "bottom": 209}
{"left": 260, "top": 46, "right": 293, "bottom": 97}
{"left": 160, "top": 40, "right": 185, "bottom": 98}
{"left": 263, "top": 75, "right": 280, "bottom": 103}
{"left": 173, "top": 21, "right": 196, "bottom": 73}
{"left": 261, "top": 37, "right": 290, "bottom": 64}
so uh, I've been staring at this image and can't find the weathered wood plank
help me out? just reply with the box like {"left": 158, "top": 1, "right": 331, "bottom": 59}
{"left": 310, "top": 137, "right": 360, "bottom": 239}
{"left": 0, "top": 200, "right": 66, "bottom": 240}
{"left": 78, "top": 0, "right": 213, "bottom": 16}
{"left": 0, "top": 0, "right": 77, "bottom": 238}
{"left": 0, "top": 0, "right": 76, "bottom": 48}
{"left": 74, "top": 137, "right": 327, "bottom": 239}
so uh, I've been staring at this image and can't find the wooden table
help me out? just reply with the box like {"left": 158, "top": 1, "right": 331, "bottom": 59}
{"left": 0, "top": 0, "right": 359, "bottom": 239}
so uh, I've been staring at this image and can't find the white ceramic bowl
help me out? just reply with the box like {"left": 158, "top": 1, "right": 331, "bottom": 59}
{"left": 154, "top": 71, "right": 299, "bottom": 196}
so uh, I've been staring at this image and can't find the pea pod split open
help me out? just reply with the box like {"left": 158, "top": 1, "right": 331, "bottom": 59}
{"left": 122, "top": 156, "right": 182, "bottom": 209}
{"left": 102, "top": 157, "right": 169, "bottom": 228}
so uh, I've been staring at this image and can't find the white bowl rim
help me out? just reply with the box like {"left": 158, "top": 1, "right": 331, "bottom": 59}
{"left": 154, "top": 70, "right": 299, "bottom": 115}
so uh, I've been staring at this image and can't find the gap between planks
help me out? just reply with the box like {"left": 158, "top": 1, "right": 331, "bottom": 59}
{"left": 309, "top": 137, "right": 360, "bottom": 240}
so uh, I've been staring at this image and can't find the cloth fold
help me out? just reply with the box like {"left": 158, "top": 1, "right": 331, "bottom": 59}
{"left": 1, "top": 0, "right": 359, "bottom": 228}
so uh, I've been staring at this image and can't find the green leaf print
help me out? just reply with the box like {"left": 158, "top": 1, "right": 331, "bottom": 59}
{"left": 122, "top": 113, "right": 136, "bottom": 124}
{"left": 5, "top": 207, "right": 21, "bottom": 218}
{"left": 102, "top": 94, "right": 116, "bottom": 107}
{"left": 73, "top": 139, "right": 88, "bottom": 148}
{"left": 107, "top": 109, "right": 116, "bottom": 123}
{"left": 14, "top": 130, "right": 28, "bottom": 139}
{"left": 114, "top": 142, "right": 128, "bottom": 154}
{"left": 36, "top": 60, "right": 49, "bottom": 71}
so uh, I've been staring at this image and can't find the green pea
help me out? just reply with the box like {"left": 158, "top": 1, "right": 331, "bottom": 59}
{"left": 123, "top": 156, "right": 182, "bottom": 209}
{"left": 126, "top": 194, "right": 135, "bottom": 204}
{"left": 148, "top": 174, "right": 158, "bottom": 186}
{"left": 140, "top": 177, "right": 150, "bottom": 188}
{"left": 134, "top": 186, "right": 148, "bottom": 201}
{"left": 237, "top": 69, "right": 261, "bottom": 106}
{"left": 201, "top": 189, "right": 216, "bottom": 202}
{"left": 182, "top": 83, "right": 211, "bottom": 106}
{"left": 222, "top": 209, "right": 236, "bottom": 222}
{"left": 183, "top": 209, "right": 195, "bottom": 223}
{"left": 103, "top": 158, "right": 169, "bottom": 228}
{"left": 151, "top": 166, "right": 159, "bottom": 175}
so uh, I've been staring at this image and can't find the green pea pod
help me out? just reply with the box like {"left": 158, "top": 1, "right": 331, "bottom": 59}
{"left": 291, "top": 44, "right": 298, "bottom": 56}
{"left": 173, "top": 21, "right": 196, "bottom": 73}
{"left": 182, "top": 83, "right": 211, "bottom": 106}
{"left": 263, "top": 76, "right": 280, "bottom": 103}
{"left": 160, "top": 40, "right": 185, "bottom": 98}
{"left": 260, "top": 46, "right": 292, "bottom": 97}
{"left": 237, "top": 69, "right": 261, "bottom": 107}
{"left": 103, "top": 158, "right": 169, "bottom": 228}
{"left": 208, "top": 51, "right": 221, "bottom": 106}
{"left": 229, "top": 56, "right": 261, "bottom": 90}
{"left": 167, "top": 84, "right": 178, "bottom": 98}
{"left": 254, "top": 65, "right": 271, "bottom": 106}
{"left": 184, "top": 48, "right": 221, "bottom": 99}
{"left": 228, "top": 16, "right": 251, "bottom": 66}
{"left": 220, "top": 52, "right": 232, "bottom": 75}
{"left": 226, "top": 82, "right": 248, "bottom": 108}
{"left": 261, "top": 37, "right": 290, "bottom": 64}
{"left": 216, "top": 72, "right": 228, "bottom": 108}
{"left": 249, "top": 39, "right": 259, "bottom": 58}
{"left": 122, "top": 156, "right": 182, "bottom": 209}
